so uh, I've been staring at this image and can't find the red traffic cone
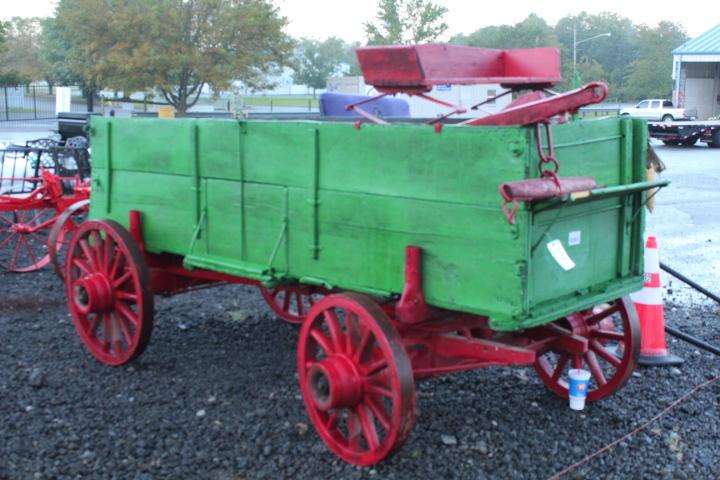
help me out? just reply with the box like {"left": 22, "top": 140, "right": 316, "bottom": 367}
{"left": 631, "top": 236, "right": 683, "bottom": 366}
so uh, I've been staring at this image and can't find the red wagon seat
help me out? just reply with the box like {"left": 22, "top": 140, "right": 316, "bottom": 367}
{"left": 355, "top": 44, "right": 562, "bottom": 93}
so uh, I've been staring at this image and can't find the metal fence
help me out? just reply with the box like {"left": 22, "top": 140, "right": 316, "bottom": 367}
{"left": 0, "top": 85, "right": 86, "bottom": 127}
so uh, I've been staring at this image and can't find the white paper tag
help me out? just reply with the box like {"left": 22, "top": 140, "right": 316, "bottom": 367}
{"left": 546, "top": 239, "right": 576, "bottom": 271}
{"left": 568, "top": 230, "right": 582, "bottom": 246}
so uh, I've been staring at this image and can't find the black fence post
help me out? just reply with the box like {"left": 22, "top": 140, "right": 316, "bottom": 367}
{"left": 4, "top": 87, "right": 8, "bottom": 121}
{"left": 33, "top": 86, "right": 37, "bottom": 120}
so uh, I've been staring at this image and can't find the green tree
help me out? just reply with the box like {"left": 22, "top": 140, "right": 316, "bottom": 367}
{"left": 0, "top": 17, "right": 46, "bottom": 83}
{"left": 365, "top": 0, "right": 448, "bottom": 45}
{"left": 624, "top": 21, "right": 688, "bottom": 100}
{"left": 56, "top": 0, "right": 293, "bottom": 115}
{"left": 38, "top": 16, "right": 98, "bottom": 108}
{"left": 293, "top": 37, "right": 348, "bottom": 96}
{"left": 39, "top": 18, "right": 80, "bottom": 89}
{"left": 454, "top": 14, "right": 558, "bottom": 49}
{"left": 0, "top": 20, "right": 30, "bottom": 86}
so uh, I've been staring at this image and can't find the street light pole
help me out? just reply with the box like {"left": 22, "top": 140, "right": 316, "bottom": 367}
{"left": 573, "top": 26, "right": 577, "bottom": 82}
{"left": 572, "top": 27, "right": 612, "bottom": 88}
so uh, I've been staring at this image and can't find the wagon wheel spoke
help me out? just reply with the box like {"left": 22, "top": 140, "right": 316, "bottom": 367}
{"left": 366, "top": 394, "right": 391, "bottom": 431}
{"left": 115, "top": 301, "right": 140, "bottom": 328}
{"left": 86, "top": 313, "right": 102, "bottom": 338}
{"left": 347, "top": 411, "right": 362, "bottom": 451}
{"left": 79, "top": 239, "right": 99, "bottom": 271}
{"left": 109, "top": 244, "right": 124, "bottom": 279}
{"left": 9, "top": 234, "right": 23, "bottom": 270}
{"left": 364, "top": 358, "right": 388, "bottom": 377}
{"left": 352, "top": 328, "right": 372, "bottom": 364}
{"left": 357, "top": 405, "right": 381, "bottom": 452}
{"left": 282, "top": 291, "right": 291, "bottom": 311}
{"left": 26, "top": 208, "right": 47, "bottom": 226}
{"left": 101, "top": 313, "right": 112, "bottom": 352}
{"left": 72, "top": 257, "right": 93, "bottom": 275}
{"left": 325, "top": 410, "right": 339, "bottom": 430}
{"left": 590, "top": 339, "right": 621, "bottom": 368}
{"left": 295, "top": 292, "right": 305, "bottom": 313}
{"left": 591, "top": 329, "right": 625, "bottom": 342}
{"left": 0, "top": 230, "right": 16, "bottom": 250}
{"left": 113, "top": 271, "right": 132, "bottom": 289}
{"left": 26, "top": 235, "right": 41, "bottom": 266}
{"left": 323, "top": 309, "right": 345, "bottom": 354}
{"left": 551, "top": 353, "right": 570, "bottom": 382}
{"left": 584, "top": 304, "right": 620, "bottom": 326}
{"left": 585, "top": 350, "right": 607, "bottom": 387}
{"left": 310, "top": 329, "right": 334, "bottom": 355}
{"left": 365, "top": 382, "right": 393, "bottom": 399}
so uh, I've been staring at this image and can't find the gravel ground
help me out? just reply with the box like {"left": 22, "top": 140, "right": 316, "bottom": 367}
{"left": 1, "top": 266, "right": 719, "bottom": 480}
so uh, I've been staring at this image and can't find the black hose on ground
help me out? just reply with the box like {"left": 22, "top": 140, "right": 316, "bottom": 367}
{"left": 652, "top": 263, "right": 720, "bottom": 356}
{"left": 660, "top": 262, "right": 720, "bottom": 305}
{"left": 665, "top": 325, "right": 720, "bottom": 357}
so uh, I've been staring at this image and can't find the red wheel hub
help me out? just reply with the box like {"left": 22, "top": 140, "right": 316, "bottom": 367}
{"left": 307, "top": 356, "right": 363, "bottom": 411}
{"left": 72, "top": 272, "right": 115, "bottom": 315}
{"left": 11, "top": 223, "right": 31, "bottom": 234}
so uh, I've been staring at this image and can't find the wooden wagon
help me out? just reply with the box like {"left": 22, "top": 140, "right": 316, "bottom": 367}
{"left": 59, "top": 45, "right": 665, "bottom": 465}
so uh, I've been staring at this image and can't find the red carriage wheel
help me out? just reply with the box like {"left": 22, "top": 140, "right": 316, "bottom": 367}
{"left": 298, "top": 293, "right": 416, "bottom": 465}
{"left": 65, "top": 219, "right": 154, "bottom": 366}
{"left": 260, "top": 285, "right": 327, "bottom": 324}
{"left": 0, "top": 208, "right": 58, "bottom": 272}
{"left": 534, "top": 296, "right": 640, "bottom": 402}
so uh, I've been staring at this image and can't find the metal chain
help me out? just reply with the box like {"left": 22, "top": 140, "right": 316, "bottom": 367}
{"left": 535, "top": 122, "right": 561, "bottom": 189}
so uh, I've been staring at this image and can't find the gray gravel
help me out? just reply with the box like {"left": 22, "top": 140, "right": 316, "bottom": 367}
{"left": 1, "top": 267, "right": 719, "bottom": 479}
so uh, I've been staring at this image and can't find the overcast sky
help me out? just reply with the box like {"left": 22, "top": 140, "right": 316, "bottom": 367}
{"left": 3, "top": 0, "right": 718, "bottom": 40}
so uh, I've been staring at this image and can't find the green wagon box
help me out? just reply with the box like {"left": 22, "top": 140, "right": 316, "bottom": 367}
{"left": 89, "top": 116, "right": 650, "bottom": 331}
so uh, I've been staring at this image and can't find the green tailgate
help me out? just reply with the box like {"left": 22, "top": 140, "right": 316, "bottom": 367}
{"left": 89, "top": 116, "right": 648, "bottom": 331}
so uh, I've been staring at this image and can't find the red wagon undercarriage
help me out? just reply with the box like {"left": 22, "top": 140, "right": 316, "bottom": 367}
{"left": 62, "top": 211, "right": 640, "bottom": 465}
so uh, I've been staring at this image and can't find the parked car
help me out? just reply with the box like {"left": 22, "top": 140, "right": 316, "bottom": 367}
{"left": 619, "top": 99, "right": 697, "bottom": 122}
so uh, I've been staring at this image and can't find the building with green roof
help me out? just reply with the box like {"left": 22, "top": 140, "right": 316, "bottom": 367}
{"left": 673, "top": 23, "right": 720, "bottom": 119}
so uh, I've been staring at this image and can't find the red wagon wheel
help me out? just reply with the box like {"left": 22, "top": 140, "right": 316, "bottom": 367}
{"left": 0, "top": 208, "right": 59, "bottom": 272}
{"left": 534, "top": 296, "right": 640, "bottom": 402}
{"left": 260, "top": 285, "right": 327, "bottom": 324}
{"left": 298, "top": 293, "right": 416, "bottom": 466}
{"left": 65, "top": 219, "right": 154, "bottom": 366}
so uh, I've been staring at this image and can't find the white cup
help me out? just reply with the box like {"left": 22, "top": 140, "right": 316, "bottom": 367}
{"left": 568, "top": 368, "right": 592, "bottom": 411}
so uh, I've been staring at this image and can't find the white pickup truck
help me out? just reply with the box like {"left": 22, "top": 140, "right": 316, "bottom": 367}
{"left": 619, "top": 99, "right": 697, "bottom": 122}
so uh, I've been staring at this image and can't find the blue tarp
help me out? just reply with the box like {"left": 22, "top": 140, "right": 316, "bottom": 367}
{"left": 319, "top": 92, "right": 410, "bottom": 118}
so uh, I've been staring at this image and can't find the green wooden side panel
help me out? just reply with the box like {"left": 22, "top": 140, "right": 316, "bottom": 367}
{"left": 88, "top": 116, "right": 647, "bottom": 332}
{"left": 528, "top": 199, "right": 622, "bottom": 305}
